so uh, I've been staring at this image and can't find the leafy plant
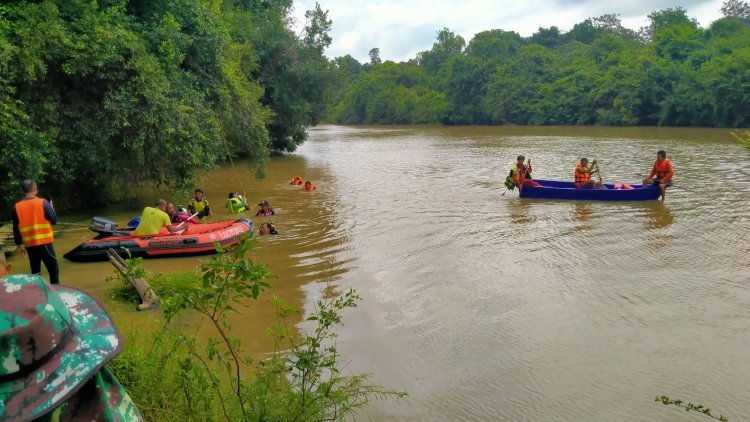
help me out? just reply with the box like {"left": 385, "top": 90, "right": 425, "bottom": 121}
{"left": 109, "top": 235, "right": 405, "bottom": 421}
{"left": 731, "top": 130, "right": 750, "bottom": 151}
{"left": 655, "top": 395, "right": 729, "bottom": 421}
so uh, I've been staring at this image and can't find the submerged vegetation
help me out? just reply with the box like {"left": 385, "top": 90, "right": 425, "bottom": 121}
{"left": 106, "top": 237, "right": 405, "bottom": 421}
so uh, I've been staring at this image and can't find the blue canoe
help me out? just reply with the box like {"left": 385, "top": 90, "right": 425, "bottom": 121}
{"left": 518, "top": 180, "right": 661, "bottom": 201}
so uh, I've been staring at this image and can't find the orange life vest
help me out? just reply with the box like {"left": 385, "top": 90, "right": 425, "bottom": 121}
{"left": 290, "top": 177, "right": 303, "bottom": 185}
{"left": 575, "top": 163, "right": 590, "bottom": 184}
{"left": 652, "top": 159, "right": 673, "bottom": 181}
{"left": 303, "top": 183, "right": 316, "bottom": 191}
{"left": 15, "top": 197, "right": 54, "bottom": 246}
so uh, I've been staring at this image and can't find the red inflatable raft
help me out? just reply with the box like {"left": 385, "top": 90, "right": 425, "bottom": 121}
{"left": 64, "top": 217, "right": 254, "bottom": 262}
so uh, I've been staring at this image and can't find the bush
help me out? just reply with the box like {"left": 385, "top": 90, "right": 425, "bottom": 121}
{"left": 107, "top": 236, "right": 405, "bottom": 421}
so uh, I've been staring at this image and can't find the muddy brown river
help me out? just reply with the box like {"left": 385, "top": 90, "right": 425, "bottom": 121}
{"left": 8, "top": 125, "right": 750, "bottom": 420}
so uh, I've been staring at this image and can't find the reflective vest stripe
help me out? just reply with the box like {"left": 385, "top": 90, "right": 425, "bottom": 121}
{"left": 19, "top": 223, "right": 52, "bottom": 233}
{"left": 22, "top": 231, "right": 54, "bottom": 243}
{"left": 15, "top": 197, "right": 54, "bottom": 247}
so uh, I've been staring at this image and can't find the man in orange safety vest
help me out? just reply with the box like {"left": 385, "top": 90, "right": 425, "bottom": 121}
{"left": 11, "top": 179, "right": 60, "bottom": 284}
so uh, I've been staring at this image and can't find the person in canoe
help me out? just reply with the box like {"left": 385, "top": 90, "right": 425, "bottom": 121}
{"left": 574, "top": 158, "right": 605, "bottom": 189}
{"left": 642, "top": 150, "right": 674, "bottom": 201}
{"left": 134, "top": 199, "right": 186, "bottom": 236}
{"left": 226, "top": 192, "right": 249, "bottom": 213}
{"left": 188, "top": 189, "right": 212, "bottom": 220}
{"left": 504, "top": 155, "right": 542, "bottom": 191}
{"left": 256, "top": 200, "right": 275, "bottom": 216}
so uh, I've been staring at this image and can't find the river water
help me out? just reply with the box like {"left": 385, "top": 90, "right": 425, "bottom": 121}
{"left": 8, "top": 125, "right": 750, "bottom": 420}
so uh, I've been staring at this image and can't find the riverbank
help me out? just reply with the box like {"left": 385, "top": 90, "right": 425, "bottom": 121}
{"left": 4, "top": 152, "right": 339, "bottom": 357}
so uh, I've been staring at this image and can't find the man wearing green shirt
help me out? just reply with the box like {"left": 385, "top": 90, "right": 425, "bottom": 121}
{"left": 134, "top": 199, "right": 186, "bottom": 236}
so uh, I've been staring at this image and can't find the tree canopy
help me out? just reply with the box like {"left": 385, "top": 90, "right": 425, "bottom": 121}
{"left": 0, "top": 0, "right": 332, "bottom": 216}
{"left": 329, "top": 2, "right": 750, "bottom": 129}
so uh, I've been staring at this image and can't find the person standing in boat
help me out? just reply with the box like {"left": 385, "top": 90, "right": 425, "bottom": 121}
{"left": 134, "top": 199, "right": 186, "bottom": 236}
{"left": 642, "top": 150, "right": 674, "bottom": 201}
{"left": 11, "top": 179, "right": 59, "bottom": 285}
{"left": 574, "top": 158, "right": 605, "bottom": 189}
{"left": 505, "top": 155, "right": 541, "bottom": 191}
{"left": 188, "top": 188, "right": 212, "bottom": 220}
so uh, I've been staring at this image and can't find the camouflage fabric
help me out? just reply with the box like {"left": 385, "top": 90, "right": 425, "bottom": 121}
{"left": 0, "top": 274, "right": 129, "bottom": 421}
{"left": 58, "top": 366, "right": 141, "bottom": 421}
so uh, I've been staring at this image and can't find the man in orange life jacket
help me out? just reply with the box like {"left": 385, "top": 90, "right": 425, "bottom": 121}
{"left": 574, "top": 158, "right": 604, "bottom": 189}
{"left": 642, "top": 150, "right": 674, "bottom": 201}
{"left": 11, "top": 179, "right": 60, "bottom": 284}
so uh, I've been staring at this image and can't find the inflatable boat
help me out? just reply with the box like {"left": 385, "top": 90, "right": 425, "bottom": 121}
{"left": 518, "top": 180, "right": 662, "bottom": 201}
{"left": 64, "top": 217, "right": 254, "bottom": 262}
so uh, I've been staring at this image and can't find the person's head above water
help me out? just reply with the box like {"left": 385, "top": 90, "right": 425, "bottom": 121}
{"left": 517, "top": 155, "right": 525, "bottom": 163}
{"left": 228, "top": 192, "right": 237, "bottom": 199}
{"left": 259, "top": 222, "right": 277, "bottom": 235}
{"left": 657, "top": 150, "right": 667, "bottom": 161}
{"left": 580, "top": 158, "right": 589, "bottom": 165}
{"left": 194, "top": 189, "right": 204, "bottom": 200}
{"left": 166, "top": 202, "right": 175, "bottom": 214}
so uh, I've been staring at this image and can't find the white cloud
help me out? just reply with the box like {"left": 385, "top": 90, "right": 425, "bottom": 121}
{"left": 292, "top": 0, "right": 726, "bottom": 63}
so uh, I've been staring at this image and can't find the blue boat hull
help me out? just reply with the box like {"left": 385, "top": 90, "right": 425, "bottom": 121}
{"left": 518, "top": 180, "right": 661, "bottom": 201}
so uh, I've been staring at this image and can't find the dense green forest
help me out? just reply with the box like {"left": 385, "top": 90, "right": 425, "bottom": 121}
{"left": 0, "top": 0, "right": 333, "bottom": 216}
{"left": 330, "top": 2, "right": 750, "bottom": 129}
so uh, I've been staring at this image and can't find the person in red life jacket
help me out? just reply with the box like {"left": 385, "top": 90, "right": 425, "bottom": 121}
{"left": 507, "top": 155, "right": 542, "bottom": 191}
{"left": 574, "top": 158, "right": 605, "bottom": 189}
{"left": 303, "top": 181, "right": 316, "bottom": 191}
{"left": 256, "top": 200, "right": 275, "bottom": 216}
{"left": 642, "top": 150, "right": 674, "bottom": 201}
{"left": 290, "top": 177, "right": 303, "bottom": 185}
{"left": 11, "top": 179, "right": 60, "bottom": 284}
{"left": 166, "top": 202, "right": 199, "bottom": 224}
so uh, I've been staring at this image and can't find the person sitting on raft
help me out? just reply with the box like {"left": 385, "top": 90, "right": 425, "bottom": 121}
{"left": 226, "top": 192, "right": 249, "bottom": 213}
{"left": 258, "top": 222, "right": 278, "bottom": 235}
{"left": 290, "top": 176, "right": 303, "bottom": 185}
{"left": 256, "top": 200, "right": 275, "bottom": 216}
{"left": 188, "top": 188, "right": 212, "bottom": 220}
{"left": 504, "top": 155, "right": 542, "bottom": 191}
{"left": 166, "top": 202, "right": 199, "bottom": 224}
{"left": 642, "top": 150, "right": 674, "bottom": 201}
{"left": 574, "top": 158, "right": 605, "bottom": 189}
{"left": 302, "top": 181, "right": 316, "bottom": 191}
{"left": 134, "top": 199, "right": 186, "bottom": 236}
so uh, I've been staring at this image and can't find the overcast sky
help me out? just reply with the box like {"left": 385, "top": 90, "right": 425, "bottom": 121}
{"left": 291, "top": 0, "right": 726, "bottom": 63}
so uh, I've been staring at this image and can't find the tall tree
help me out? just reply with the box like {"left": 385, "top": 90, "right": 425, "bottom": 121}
{"left": 418, "top": 27, "right": 465, "bottom": 74}
{"left": 721, "top": 0, "right": 750, "bottom": 21}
